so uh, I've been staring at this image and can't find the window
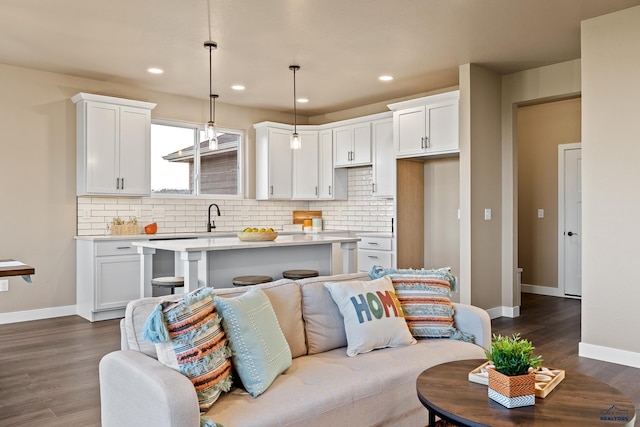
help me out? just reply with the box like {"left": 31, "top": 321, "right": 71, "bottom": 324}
{"left": 151, "top": 121, "right": 242, "bottom": 196}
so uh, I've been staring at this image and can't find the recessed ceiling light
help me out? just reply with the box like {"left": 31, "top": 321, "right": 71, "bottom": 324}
{"left": 231, "top": 85, "right": 245, "bottom": 91}
{"left": 147, "top": 67, "right": 164, "bottom": 74}
{"left": 378, "top": 75, "right": 393, "bottom": 81}
{"left": 297, "top": 98, "right": 309, "bottom": 103}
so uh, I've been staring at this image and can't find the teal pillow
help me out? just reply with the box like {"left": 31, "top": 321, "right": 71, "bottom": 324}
{"left": 214, "top": 287, "right": 292, "bottom": 397}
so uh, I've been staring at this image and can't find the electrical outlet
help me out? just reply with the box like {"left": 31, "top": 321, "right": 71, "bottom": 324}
{"left": 83, "top": 209, "right": 90, "bottom": 219}
{"left": 0, "top": 280, "right": 9, "bottom": 292}
{"left": 484, "top": 208, "right": 492, "bottom": 221}
{"left": 538, "top": 209, "right": 544, "bottom": 219}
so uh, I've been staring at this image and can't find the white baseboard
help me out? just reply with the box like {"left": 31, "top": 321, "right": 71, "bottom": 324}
{"left": 579, "top": 342, "right": 640, "bottom": 369}
{"left": 0, "top": 305, "right": 77, "bottom": 325}
{"left": 521, "top": 283, "right": 564, "bottom": 297}
{"left": 486, "top": 305, "right": 520, "bottom": 319}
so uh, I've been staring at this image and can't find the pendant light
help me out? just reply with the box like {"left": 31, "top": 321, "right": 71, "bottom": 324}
{"left": 205, "top": 41, "right": 219, "bottom": 151}
{"left": 289, "top": 65, "right": 301, "bottom": 150}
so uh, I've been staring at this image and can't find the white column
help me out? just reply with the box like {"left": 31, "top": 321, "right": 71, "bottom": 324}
{"left": 340, "top": 241, "right": 358, "bottom": 273}
{"left": 181, "top": 251, "right": 202, "bottom": 293}
{"left": 138, "top": 246, "right": 156, "bottom": 298}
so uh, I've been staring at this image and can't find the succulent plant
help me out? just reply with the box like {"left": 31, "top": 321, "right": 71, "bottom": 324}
{"left": 485, "top": 333, "right": 543, "bottom": 376}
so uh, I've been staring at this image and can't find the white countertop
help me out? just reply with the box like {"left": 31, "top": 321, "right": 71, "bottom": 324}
{"left": 132, "top": 234, "right": 360, "bottom": 252}
{"left": 75, "top": 229, "right": 390, "bottom": 241}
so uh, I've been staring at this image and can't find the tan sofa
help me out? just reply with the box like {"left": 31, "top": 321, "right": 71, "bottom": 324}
{"left": 99, "top": 272, "right": 490, "bottom": 427}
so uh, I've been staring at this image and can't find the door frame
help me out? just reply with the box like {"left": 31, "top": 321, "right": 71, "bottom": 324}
{"left": 557, "top": 142, "right": 582, "bottom": 299}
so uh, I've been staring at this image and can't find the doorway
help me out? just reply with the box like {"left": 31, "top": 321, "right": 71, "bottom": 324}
{"left": 516, "top": 97, "right": 581, "bottom": 297}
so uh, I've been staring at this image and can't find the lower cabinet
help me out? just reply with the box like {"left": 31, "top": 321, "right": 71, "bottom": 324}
{"left": 357, "top": 235, "right": 393, "bottom": 272}
{"left": 77, "top": 239, "right": 143, "bottom": 321}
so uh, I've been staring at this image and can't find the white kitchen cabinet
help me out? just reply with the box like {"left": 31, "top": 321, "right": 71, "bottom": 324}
{"left": 292, "top": 132, "right": 319, "bottom": 199}
{"left": 77, "top": 239, "right": 143, "bottom": 321}
{"left": 319, "top": 130, "right": 348, "bottom": 200}
{"left": 390, "top": 91, "right": 459, "bottom": 159}
{"left": 256, "top": 126, "right": 293, "bottom": 200}
{"left": 371, "top": 118, "right": 395, "bottom": 198}
{"left": 357, "top": 235, "right": 394, "bottom": 272}
{"left": 334, "top": 122, "right": 372, "bottom": 167}
{"left": 72, "top": 93, "right": 156, "bottom": 196}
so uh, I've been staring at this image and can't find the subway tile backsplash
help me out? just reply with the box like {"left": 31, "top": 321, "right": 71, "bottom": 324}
{"left": 77, "top": 166, "right": 394, "bottom": 236}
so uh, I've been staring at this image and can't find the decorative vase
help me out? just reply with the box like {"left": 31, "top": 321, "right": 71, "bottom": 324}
{"left": 487, "top": 368, "right": 535, "bottom": 408}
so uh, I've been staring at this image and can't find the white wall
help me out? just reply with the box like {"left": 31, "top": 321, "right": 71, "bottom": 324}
{"left": 580, "top": 5, "right": 640, "bottom": 367}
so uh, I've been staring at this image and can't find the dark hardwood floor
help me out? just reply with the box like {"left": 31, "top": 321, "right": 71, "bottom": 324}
{"left": 0, "top": 294, "right": 637, "bottom": 426}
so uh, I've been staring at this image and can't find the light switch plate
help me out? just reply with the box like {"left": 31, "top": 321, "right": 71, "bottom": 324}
{"left": 0, "top": 280, "right": 9, "bottom": 292}
{"left": 484, "top": 208, "right": 492, "bottom": 221}
{"left": 538, "top": 209, "right": 544, "bottom": 219}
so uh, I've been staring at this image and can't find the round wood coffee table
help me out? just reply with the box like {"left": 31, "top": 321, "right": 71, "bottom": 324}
{"left": 417, "top": 359, "right": 636, "bottom": 427}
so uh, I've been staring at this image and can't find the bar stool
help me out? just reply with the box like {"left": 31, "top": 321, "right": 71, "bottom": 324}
{"left": 232, "top": 275, "right": 273, "bottom": 286}
{"left": 282, "top": 269, "right": 319, "bottom": 280}
{"left": 151, "top": 276, "right": 185, "bottom": 294}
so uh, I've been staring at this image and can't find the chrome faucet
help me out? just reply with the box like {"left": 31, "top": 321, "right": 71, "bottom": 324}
{"left": 207, "top": 203, "right": 221, "bottom": 232}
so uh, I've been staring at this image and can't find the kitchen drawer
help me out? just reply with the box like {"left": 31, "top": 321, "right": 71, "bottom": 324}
{"left": 95, "top": 240, "right": 140, "bottom": 256}
{"left": 358, "top": 249, "right": 392, "bottom": 272}
{"left": 357, "top": 236, "right": 392, "bottom": 251}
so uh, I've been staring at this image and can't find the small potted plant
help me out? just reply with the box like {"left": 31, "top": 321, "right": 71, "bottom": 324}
{"left": 484, "top": 333, "right": 542, "bottom": 408}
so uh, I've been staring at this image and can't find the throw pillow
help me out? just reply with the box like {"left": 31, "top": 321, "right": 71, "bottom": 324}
{"left": 369, "top": 265, "right": 474, "bottom": 342}
{"left": 214, "top": 287, "right": 292, "bottom": 397}
{"left": 141, "top": 287, "right": 233, "bottom": 411}
{"left": 324, "top": 276, "right": 416, "bottom": 357}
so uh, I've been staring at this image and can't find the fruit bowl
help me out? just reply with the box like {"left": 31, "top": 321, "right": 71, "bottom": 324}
{"left": 237, "top": 230, "right": 278, "bottom": 241}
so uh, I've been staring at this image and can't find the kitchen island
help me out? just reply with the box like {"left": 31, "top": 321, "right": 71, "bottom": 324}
{"left": 133, "top": 234, "right": 360, "bottom": 296}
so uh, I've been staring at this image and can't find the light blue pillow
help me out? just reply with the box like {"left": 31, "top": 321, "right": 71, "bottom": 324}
{"left": 214, "top": 287, "right": 292, "bottom": 397}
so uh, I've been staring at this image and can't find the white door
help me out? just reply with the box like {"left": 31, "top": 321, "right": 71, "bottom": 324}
{"left": 561, "top": 146, "right": 582, "bottom": 296}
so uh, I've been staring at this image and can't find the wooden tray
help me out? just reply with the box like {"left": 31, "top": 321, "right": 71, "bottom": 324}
{"left": 468, "top": 361, "right": 565, "bottom": 398}
{"left": 237, "top": 231, "right": 278, "bottom": 241}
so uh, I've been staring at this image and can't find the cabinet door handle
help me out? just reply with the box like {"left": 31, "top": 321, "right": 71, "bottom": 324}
{"left": 367, "top": 242, "right": 379, "bottom": 245}
{"left": 116, "top": 246, "right": 131, "bottom": 250}
{"left": 121, "top": 177, "right": 124, "bottom": 189}
{"left": 270, "top": 185, "right": 273, "bottom": 195}
{"left": 367, "top": 255, "right": 379, "bottom": 259}
{"left": 116, "top": 177, "right": 120, "bottom": 190}
{"left": 421, "top": 136, "right": 425, "bottom": 149}
{"left": 425, "top": 136, "right": 430, "bottom": 149}
{"left": 329, "top": 185, "right": 332, "bottom": 195}
{"left": 315, "top": 186, "right": 318, "bottom": 196}
{"left": 372, "top": 183, "right": 376, "bottom": 193}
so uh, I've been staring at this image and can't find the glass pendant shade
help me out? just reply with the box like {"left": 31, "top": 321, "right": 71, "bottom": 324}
{"left": 207, "top": 120, "right": 218, "bottom": 150}
{"left": 290, "top": 132, "right": 301, "bottom": 150}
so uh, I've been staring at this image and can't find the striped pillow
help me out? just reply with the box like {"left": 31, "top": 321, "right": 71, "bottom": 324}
{"left": 369, "top": 266, "right": 474, "bottom": 342}
{"left": 142, "top": 288, "right": 233, "bottom": 411}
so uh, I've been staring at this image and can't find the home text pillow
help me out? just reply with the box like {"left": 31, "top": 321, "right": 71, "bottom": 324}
{"left": 141, "top": 287, "right": 233, "bottom": 412}
{"left": 369, "top": 265, "right": 474, "bottom": 342}
{"left": 324, "top": 276, "right": 416, "bottom": 356}
{"left": 214, "top": 287, "right": 292, "bottom": 397}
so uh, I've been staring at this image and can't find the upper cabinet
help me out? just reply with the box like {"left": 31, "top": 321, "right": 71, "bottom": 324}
{"left": 389, "top": 90, "right": 459, "bottom": 159}
{"left": 254, "top": 123, "right": 347, "bottom": 201}
{"left": 255, "top": 126, "right": 292, "bottom": 200}
{"left": 334, "top": 122, "right": 372, "bottom": 167}
{"left": 371, "top": 118, "right": 395, "bottom": 198}
{"left": 72, "top": 93, "right": 156, "bottom": 196}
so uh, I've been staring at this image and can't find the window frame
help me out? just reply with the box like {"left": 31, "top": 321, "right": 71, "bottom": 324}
{"left": 150, "top": 118, "right": 244, "bottom": 199}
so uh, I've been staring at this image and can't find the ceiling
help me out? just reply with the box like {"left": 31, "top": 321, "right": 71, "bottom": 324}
{"left": 1, "top": 0, "right": 639, "bottom": 116}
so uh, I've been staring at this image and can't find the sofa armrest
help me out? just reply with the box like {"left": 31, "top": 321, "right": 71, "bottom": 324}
{"left": 99, "top": 350, "right": 200, "bottom": 427}
{"left": 452, "top": 303, "right": 492, "bottom": 350}
{"left": 120, "top": 319, "right": 130, "bottom": 350}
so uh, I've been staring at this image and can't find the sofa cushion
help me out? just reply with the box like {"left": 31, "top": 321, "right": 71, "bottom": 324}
{"left": 370, "top": 266, "right": 474, "bottom": 342}
{"left": 203, "top": 338, "right": 486, "bottom": 427}
{"left": 124, "top": 279, "right": 306, "bottom": 359}
{"left": 324, "top": 276, "right": 416, "bottom": 356}
{"left": 141, "top": 287, "right": 233, "bottom": 411}
{"left": 215, "top": 287, "right": 292, "bottom": 397}
{"left": 299, "top": 272, "right": 371, "bottom": 355}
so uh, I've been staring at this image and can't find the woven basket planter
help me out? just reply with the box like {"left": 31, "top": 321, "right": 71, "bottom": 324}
{"left": 488, "top": 368, "right": 535, "bottom": 408}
